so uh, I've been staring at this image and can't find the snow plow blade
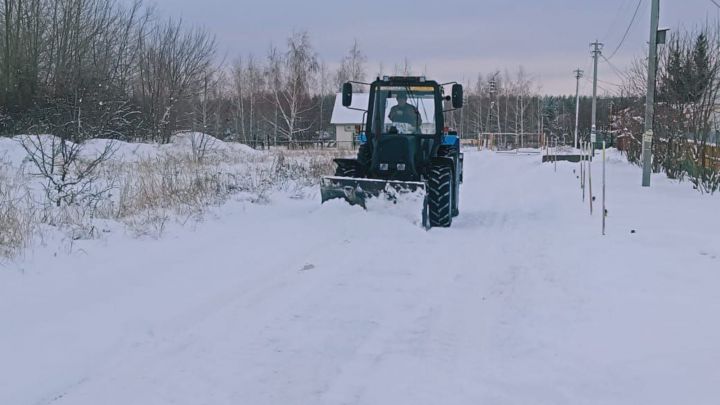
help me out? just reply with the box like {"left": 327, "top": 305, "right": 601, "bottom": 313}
{"left": 320, "top": 176, "right": 426, "bottom": 208}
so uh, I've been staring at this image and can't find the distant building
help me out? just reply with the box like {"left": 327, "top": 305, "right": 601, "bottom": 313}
{"left": 330, "top": 93, "right": 368, "bottom": 149}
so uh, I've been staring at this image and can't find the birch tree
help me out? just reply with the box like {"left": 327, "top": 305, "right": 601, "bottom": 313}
{"left": 265, "top": 31, "right": 318, "bottom": 145}
{"left": 335, "top": 39, "right": 366, "bottom": 90}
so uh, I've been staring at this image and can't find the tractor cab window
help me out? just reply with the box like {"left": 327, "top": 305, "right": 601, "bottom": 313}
{"left": 371, "top": 86, "right": 436, "bottom": 135}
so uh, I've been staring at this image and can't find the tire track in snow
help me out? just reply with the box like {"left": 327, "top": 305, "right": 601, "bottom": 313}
{"left": 12, "top": 150, "right": 649, "bottom": 405}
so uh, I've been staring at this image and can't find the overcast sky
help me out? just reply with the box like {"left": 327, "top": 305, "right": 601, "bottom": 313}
{"left": 140, "top": 0, "right": 720, "bottom": 95}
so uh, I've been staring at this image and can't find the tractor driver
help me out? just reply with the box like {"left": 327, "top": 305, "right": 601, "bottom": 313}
{"left": 388, "top": 92, "right": 421, "bottom": 129}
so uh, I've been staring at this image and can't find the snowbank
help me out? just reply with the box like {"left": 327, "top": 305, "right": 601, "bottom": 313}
{"left": 164, "top": 132, "right": 261, "bottom": 157}
{"left": 0, "top": 133, "right": 343, "bottom": 259}
{"left": 1, "top": 133, "right": 262, "bottom": 167}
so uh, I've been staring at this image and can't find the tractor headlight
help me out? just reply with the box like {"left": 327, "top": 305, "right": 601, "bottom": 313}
{"left": 397, "top": 163, "right": 406, "bottom": 171}
{"left": 379, "top": 163, "right": 389, "bottom": 171}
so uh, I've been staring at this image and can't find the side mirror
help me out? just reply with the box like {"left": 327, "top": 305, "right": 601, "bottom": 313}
{"left": 452, "top": 84, "right": 463, "bottom": 108}
{"left": 342, "top": 82, "right": 352, "bottom": 107}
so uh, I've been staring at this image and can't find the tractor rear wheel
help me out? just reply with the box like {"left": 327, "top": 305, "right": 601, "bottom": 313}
{"left": 428, "top": 164, "right": 453, "bottom": 227}
{"left": 437, "top": 146, "right": 460, "bottom": 217}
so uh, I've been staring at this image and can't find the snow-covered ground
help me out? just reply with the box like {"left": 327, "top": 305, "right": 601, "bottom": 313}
{"left": 1, "top": 147, "right": 719, "bottom": 404}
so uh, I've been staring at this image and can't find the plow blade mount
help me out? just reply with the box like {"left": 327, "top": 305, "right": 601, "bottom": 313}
{"left": 320, "top": 176, "right": 426, "bottom": 208}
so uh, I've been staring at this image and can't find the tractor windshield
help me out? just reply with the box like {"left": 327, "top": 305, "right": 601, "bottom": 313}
{"left": 371, "top": 85, "right": 437, "bottom": 136}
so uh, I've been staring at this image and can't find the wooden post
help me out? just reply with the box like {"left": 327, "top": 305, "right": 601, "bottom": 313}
{"left": 602, "top": 141, "right": 607, "bottom": 235}
{"left": 588, "top": 142, "right": 593, "bottom": 215}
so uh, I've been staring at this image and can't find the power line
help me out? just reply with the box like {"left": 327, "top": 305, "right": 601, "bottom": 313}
{"left": 606, "top": 0, "right": 644, "bottom": 60}
{"left": 584, "top": 77, "right": 612, "bottom": 94}
{"left": 711, "top": 0, "right": 720, "bottom": 8}
{"left": 601, "top": 54, "right": 625, "bottom": 78}
{"left": 598, "top": 78, "right": 622, "bottom": 87}
{"left": 602, "top": 0, "right": 635, "bottom": 41}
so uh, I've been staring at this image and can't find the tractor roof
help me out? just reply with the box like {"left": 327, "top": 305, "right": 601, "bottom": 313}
{"left": 376, "top": 76, "right": 439, "bottom": 86}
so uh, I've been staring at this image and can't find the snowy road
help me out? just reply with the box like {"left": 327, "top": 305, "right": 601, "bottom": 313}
{"left": 2, "top": 150, "right": 720, "bottom": 404}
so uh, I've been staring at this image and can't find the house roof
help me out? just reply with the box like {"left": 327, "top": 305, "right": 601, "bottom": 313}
{"left": 330, "top": 93, "right": 437, "bottom": 125}
{"left": 330, "top": 93, "right": 368, "bottom": 124}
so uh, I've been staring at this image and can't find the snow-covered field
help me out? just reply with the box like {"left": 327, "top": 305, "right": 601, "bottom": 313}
{"left": 1, "top": 146, "right": 719, "bottom": 404}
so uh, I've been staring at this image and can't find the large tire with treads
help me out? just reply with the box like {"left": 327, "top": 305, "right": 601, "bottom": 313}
{"left": 428, "top": 164, "right": 453, "bottom": 227}
{"left": 437, "top": 146, "right": 460, "bottom": 217}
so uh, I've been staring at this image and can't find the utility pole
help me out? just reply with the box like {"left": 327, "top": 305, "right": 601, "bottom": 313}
{"left": 538, "top": 98, "right": 544, "bottom": 146}
{"left": 487, "top": 77, "right": 497, "bottom": 133}
{"left": 520, "top": 95, "right": 524, "bottom": 149}
{"left": 642, "top": 0, "right": 660, "bottom": 187}
{"left": 574, "top": 68, "right": 583, "bottom": 149}
{"left": 590, "top": 41, "right": 603, "bottom": 156}
{"left": 486, "top": 74, "right": 502, "bottom": 149}
{"left": 487, "top": 74, "right": 501, "bottom": 132}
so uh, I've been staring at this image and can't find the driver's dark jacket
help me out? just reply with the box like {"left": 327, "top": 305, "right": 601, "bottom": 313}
{"left": 388, "top": 103, "right": 421, "bottom": 126}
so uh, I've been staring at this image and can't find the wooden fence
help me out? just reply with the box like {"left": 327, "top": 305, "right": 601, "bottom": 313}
{"left": 616, "top": 134, "right": 720, "bottom": 170}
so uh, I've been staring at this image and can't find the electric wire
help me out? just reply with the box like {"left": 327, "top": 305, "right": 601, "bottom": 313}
{"left": 602, "top": 0, "right": 635, "bottom": 42}
{"left": 598, "top": 78, "right": 622, "bottom": 87}
{"left": 601, "top": 54, "right": 626, "bottom": 78}
{"left": 584, "top": 76, "right": 612, "bottom": 95}
{"left": 605, "top": 0, "right": 644, "bottom": 60}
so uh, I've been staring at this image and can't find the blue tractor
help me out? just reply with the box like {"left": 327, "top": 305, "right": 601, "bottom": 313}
{"left": 320, "top": 76, "right": 464, "bottom": 228}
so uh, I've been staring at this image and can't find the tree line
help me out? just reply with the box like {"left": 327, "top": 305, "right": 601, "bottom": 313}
{"left": 446, "top": 68, "right": 627, "bottom": 143}
{"left": 2, "top": 0, "right": 619, "bottom": 148}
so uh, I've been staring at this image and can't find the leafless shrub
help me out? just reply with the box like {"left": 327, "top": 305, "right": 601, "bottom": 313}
{"left": 0, "top": 165, "right": 34, "bottom": 259}
{"left": 19, "top": 134, "right": 117, "bottom": 208}
{"left": 189, "top": 132, "right": 217, "bottom": 163}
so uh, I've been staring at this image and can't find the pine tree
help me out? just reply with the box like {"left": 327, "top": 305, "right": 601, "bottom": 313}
{"left": 691, "top": 33, "right": 709, "bottom": 103}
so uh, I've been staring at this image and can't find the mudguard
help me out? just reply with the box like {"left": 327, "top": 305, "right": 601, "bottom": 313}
{"left": 430, "top": 156, "right": 455, "bottom": 171}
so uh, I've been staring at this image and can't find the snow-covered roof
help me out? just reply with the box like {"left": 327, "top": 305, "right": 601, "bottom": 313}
{"left": 330, "top": 93, "right": 368, "bottom": 125}
{"left": 330, "top": 93, "right": 436, "bottom": 125}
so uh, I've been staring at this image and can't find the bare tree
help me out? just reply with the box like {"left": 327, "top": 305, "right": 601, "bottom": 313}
{"left": 393, "top": 57, "right": 413, "bottom": 76}
{"left": 189, "top": 68, "right": 225, "bottom": 162}
{"left": 374, "top": 61, "right": 385, "bottom": 79}
{"left": 264, "top": 31, "right": 319, "bottom": 145}
{"left": 135, "top": 18, "right": 216, "bottom": 143}
{"left": 335, "top": 39, "right": 366, "bottom": 90}
{"left": 1, "top": 0, "right": 152, "bottom": 138}
{"left": 316, "top": 60, "right": 334, "bottom": 137}
{"left": 231, "top": 54, "right": 265, "bottom": 145}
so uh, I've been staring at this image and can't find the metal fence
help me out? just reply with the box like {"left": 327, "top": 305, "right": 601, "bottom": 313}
{"left": 477, "top": 133, "right": 546, "bottom": 151}
{"left": 232, "top": 140, "right": 360, "bottom": 150}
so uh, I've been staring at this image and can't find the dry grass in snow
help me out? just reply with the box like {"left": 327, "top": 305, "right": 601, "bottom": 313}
{"left": 0, "top": 134, "right": 346, "bottom": 258}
